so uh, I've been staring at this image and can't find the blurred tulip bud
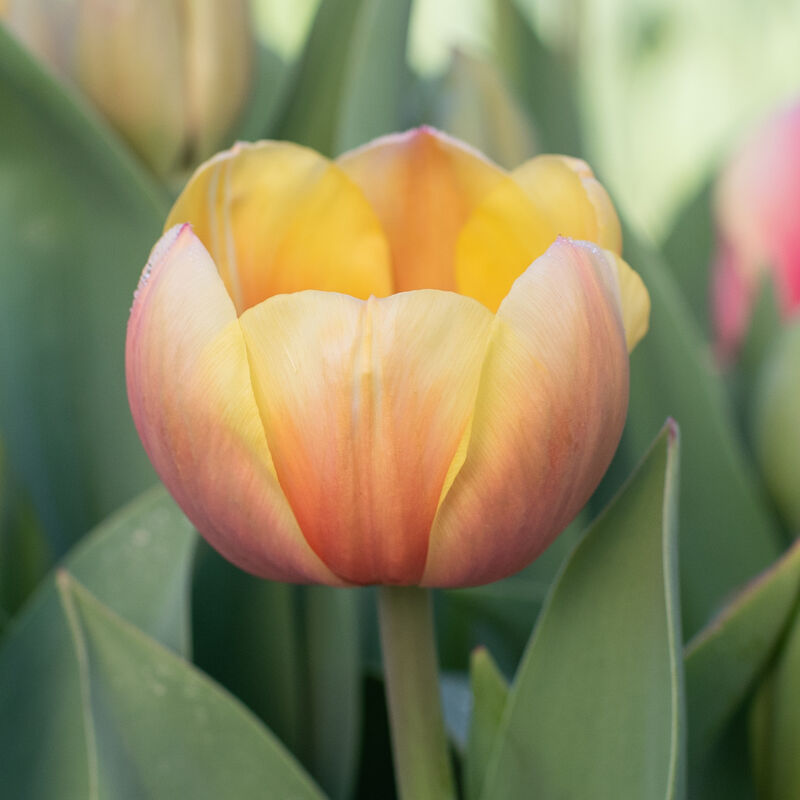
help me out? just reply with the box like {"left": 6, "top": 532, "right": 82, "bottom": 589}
{"left": 713, "top": 102, "right": 800, "bottom": 359}
{"left": 3, "top": 0, "right": 253, "bottom": 177}
{"left": 436, "top": 49, "right": 537, "bottom": 169}
{"left": 752, "top": 319, "right": 800, "bottom": 532}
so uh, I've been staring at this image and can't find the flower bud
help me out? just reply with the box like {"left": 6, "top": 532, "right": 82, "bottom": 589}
{"left": 4, "top": 0, "right": 253, "bottom": 177}
{"left": 753, "top": 319, "right": 800, "bottom": 532}
{"left": 713, "top": 101, "right": 800, "bottom": 358}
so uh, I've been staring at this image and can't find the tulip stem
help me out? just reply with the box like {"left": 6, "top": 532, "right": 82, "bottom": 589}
{"left": 378, "top": 586, "right": 456, "bottom": 800}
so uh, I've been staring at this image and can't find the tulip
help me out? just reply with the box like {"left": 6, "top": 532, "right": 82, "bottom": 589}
{"left": 713, "top": 102, "right": 800, "bottom": 358}
{"left": 3, "top": 0, "right": 252, "bottom": 177}
{"left": 126, "top": 128, "right": 649, "bottom": 589}
{"left": 753, "top": 319, "right": 800, "bottom": 533}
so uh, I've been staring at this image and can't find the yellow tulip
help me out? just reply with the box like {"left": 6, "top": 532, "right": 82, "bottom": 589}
{"left": 126, "top": 128, "right": 649, "bottom": 587}
{"left": 3, "top": 0, "right": 252, "bottom": 177}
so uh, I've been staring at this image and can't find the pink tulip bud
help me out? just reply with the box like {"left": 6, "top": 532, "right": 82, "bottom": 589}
{"left": 713, "top": 102, "right": 800, "bottom": 359}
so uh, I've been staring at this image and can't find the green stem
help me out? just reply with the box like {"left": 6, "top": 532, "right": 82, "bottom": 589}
{"left": 378, "top": 586, "right": 456, "bottom": 800}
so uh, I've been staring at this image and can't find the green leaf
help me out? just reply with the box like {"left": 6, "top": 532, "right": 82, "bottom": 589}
{"left": 278, "top": 0, "right": 412, "bottom": 155}
{"left": 685, "top": 539, "right": 800, "bottom": 795}
{"left": 69, "top": 573, "right": 322, "bottom": 799}
{"left": 661, "top": 176, "right": 715, "bottom": 336}
{"left": 601, "top": 229, "right": 783, "bottom": 637}
{"left": 193, "top": 544, "right": 363, "bottom": 800}
{"left": 686, "top": 538, "right": 800, "bottom": 758}
{"left": 493, "top": 0, "right": 583, "bottom": 155}
{"left": 0, "top": 443, "right": 51, "bottom": 632}
{"left": 481, "top": 423, "right": 685, "bottom": 800}
{"left": 466, "top": 648, "right": 509, "bottom": 800}
{"left": 233, "top": 42, "right": 294, "bottom": 142}
{"left": 0, "top": 487, "right": 206, "bottom": 797}
{"left": 432, "top": 49, "right": 537, "bottom": 169}
{"left": 750, "top": 599, "right": 800, "bottom": 798}
{"left": 0, "top": 27, "right": 168, "bottom": 555}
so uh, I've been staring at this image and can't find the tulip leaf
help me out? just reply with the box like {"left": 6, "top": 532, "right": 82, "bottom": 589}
{"left": 661, "top": 175, "right": 715, "bottom": 336}
{"left": 234, "top": 43, "right": 294, "bottom": 142}
{"left": 192, "top": 545, "right": 363, "bottom": 800}
{"left": 493, "top": 0, "right": 583, "bottom": 156}
{"left": 432, "top": 50, "right": 537, "bottom": 169}
{"left": 3, "top": 570, "right": 324, "bottom": 800}
{"left": 750, "top": 600, "right": 800, "bottom": 798}
{"left": 0, "top": 27, "right": 168, "bottom": 556}
{"left": 0, "top": 487, "right": 205, "bottom": 796}
{"left": 601, "top": 228, "right": 783, "bottom": 637}
{"left": 466, "top": 647, "right": 509, "bottom": 800}
{"left": 480, "top": 423, "right": 685, "bottom": 800}
{"left": 685, "top": 539, "right": 800, "bottom": 797}
{"left": 278, "top": 0, "right": 412, "bottom": 155}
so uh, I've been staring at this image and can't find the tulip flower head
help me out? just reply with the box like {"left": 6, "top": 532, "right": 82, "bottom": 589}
{"left": 713, "top": 102, "right": 800, "bottom": 358}
{"left": 126, "top": 129, "right": 650, "bottom": 587}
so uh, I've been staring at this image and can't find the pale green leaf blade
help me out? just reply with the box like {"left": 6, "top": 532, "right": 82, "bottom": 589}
{"left": 59, "top": 573, "right": 325, "bottom": 800}
{"left": 466, "top": 647, "right": 509, "bottom": 800}
{"left": 685, "top": 537, "right": 800, "bottom": 774}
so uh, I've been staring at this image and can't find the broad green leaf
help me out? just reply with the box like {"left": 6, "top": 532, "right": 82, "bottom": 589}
{"left": 0, "top": 27, "right": 168, "bottom": 555}
{"left": 432, "top": 50, "right": 537, "bottom": 169}
{"left": 750, "top": 601, "right": 800, "bottom": 798}
{"left": 193, "top": 544, "right": 363, "bottom": 800}
{"left": 0, "top": 487, "right": 202, "bottom": 796}
{"left": 685, "top": 538, "right": 800, "bottom": 794}
{"left": 481, "top": 423, "right": 685, "bottom": 800}
{"left": 68, "top": 574, "right": 322, "bottom": 799}
{"left": 440, "top": 671, "right": 472, "bottom": 754}
{"left": 466, "top": 648, "right": 509, "bottom": 800}
{"left": 278, "top": 0, "right": 412, "bottom": 155}
{"left": 493, "top": 0, "right": 582, "bottom": 156}
{"left": 661, "top": 176, "right": 715, "bottom": 336}
{"left": 601, "top": 229, "right": 782, "bottom": 637}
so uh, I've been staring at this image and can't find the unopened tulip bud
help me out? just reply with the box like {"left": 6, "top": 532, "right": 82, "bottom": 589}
{"left": 4, "top": 0, "right": 253, "bottom": 177}
{"left": 753, "top": 320, "right": 800, "bottom": 532}
{"left": 713, "top": 102, "right": 800, "bottom": 359}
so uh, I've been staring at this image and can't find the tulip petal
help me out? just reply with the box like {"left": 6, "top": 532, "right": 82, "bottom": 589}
{"left": 455, "top": 155, "right": 622, "bottom": 312}
{"left": 239, "top": 289, "right": 495, "bottom": 585}
{"left": 126, "top": 224, "right": 342, "bottom": 584}
{"left": 337, "top": 127, "right": 507, "bottom": 291}
{"left": 423, "top": 238, "right": 630, "bottom": 587}
{"left": 166, "top": 141, "right": 393, "bottom": 312}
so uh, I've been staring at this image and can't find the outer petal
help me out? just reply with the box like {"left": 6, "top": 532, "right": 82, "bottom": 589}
{"left": 423, "top": 238, "right": 630, "bottom": 587}
{"left": 239, "top": 289, "right": 494, "bottom": 585}
{"left": 126, "top": 224, "right": 342, "bottom": 585}
{"left": 337, "top": 127, "right": 507, "bottom": 292}
{"left": 455, "top": 155, "right": 622, "bottom": 311}
{"left": 166, "top": 141, "right": 392, "bottom": 313}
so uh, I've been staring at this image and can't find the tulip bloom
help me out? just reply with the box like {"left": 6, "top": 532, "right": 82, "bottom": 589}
{"left": 126, "top": 128, "right": 649, "bottom": 587}
{"left": 713, "top": 102, "right": 800, "bottom": 357}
